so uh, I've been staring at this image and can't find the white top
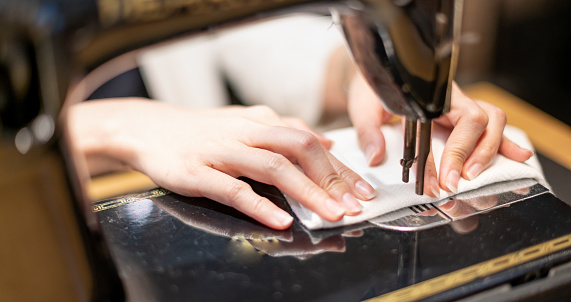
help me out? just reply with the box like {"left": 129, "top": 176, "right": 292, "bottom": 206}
{"left": 138, "top": 14, "right": 345, "bottom": 127}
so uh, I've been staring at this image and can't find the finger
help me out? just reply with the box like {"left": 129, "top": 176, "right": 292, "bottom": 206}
{"left": 415, "top": 208, "right": 439, "bottom": 216}
{"left": 249, "top": 126, "right": 362, "bottom": 214}
{"left": 421, "top": 148, "right": 440, "bottom": 198}
{"left": 439, "top": 102, "right": 488, "bottom": 192}
{"left": 213, "top": 146, "right": 358, "bottom": 218}
{"left": 195, "top": 168, "right": 294, "bottom": 230}
{"left": 282, "top": 117, "right": 333, "bottom": 149}
{"left": 347, "top": 75, "right": 391, "bottom": 166}
{"left": 512, "top": 186, "right": 531, "bottom": 195}
{"left": 462, "top": 102, "right": 533, "bottom": 180}
{"left": 325, "top": 152, "right": 376, "bottom": 200}
{"left": 342, "top": 230, "right": 365, "bottom": 237}
{"left": 466, "top": 196, "right": 499, "bottom": 210}
{"left": 498, "top": 136, "right": 533, "bottom": 162}
{"left": 438, "top": 199, "right": 476, "bottom": 218}
{"left": 449, "top": 216, "right": 479, "bottom": 234}
{"left": 221, "top": 106, "right": 335, "bottom": 149}
{"left": 459, "top": 102, "right": 505, "bottom": 180}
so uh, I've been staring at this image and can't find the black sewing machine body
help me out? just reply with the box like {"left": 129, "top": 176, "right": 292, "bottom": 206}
{"left": 95, "top": 181, "right": 571, "bottom": 301}
{"left": 2, "top": 0, "right": 571, "bottom": 301}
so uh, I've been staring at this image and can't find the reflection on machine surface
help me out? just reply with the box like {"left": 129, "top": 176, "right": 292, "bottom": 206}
{"left": 371, "top": 180, "right": 548, "bottom": 233}
{"left": 96, "top": 179, "right": 549, "bottom": 260}
{"left": 94, "top": 178, "right": 571, "bottom": 301}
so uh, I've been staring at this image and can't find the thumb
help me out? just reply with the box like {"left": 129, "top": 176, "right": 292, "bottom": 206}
{"left": 347, "top": 74, "right": 391, "bottom": 166}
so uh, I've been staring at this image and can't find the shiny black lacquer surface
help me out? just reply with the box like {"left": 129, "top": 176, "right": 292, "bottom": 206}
{"left": 97, "top": 181, "right": 571, "bottom": 301}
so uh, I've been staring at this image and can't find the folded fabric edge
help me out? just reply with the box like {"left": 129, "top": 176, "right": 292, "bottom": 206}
{"left": 288, "top": 178, "right": 546, "bottom": 231}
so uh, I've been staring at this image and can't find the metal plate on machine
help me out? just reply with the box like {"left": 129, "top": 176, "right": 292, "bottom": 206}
{"left": 369, "top": 181, "right": 548, "bottom": 231}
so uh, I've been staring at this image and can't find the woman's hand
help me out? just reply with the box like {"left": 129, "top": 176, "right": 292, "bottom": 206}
{"left": 345, "top": 76, "right": 533, "bottom": 197}
{"left": 69, "top": 99, "right": 376, "bottom": 230}
{"left": 424, "top": 84, "right": 533, "bottom": 195}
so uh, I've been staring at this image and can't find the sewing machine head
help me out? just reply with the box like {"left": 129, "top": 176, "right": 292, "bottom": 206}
{"left": 336, "top": 0, "right": 460, "bottom": 194}
{"left": 339, "top": 0, "right": 458, "bottom": 120}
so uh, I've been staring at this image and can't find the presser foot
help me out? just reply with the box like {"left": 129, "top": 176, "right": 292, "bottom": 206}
{"left": 401, "top": 119, "right": 432, "bottom": 195}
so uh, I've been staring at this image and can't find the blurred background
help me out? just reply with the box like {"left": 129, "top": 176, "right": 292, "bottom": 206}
{"left": 457, "top": 0, "right": 571, "bottom": 201}
{"left": 457, "top": 0, "right": 570, "bottom": 126}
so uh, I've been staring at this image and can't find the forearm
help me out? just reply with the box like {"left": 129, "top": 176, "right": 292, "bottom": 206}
{"left": 322, "top": 45, "right": 358, "bottom": 117}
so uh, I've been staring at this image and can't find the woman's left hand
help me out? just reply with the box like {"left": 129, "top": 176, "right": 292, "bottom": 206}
{"left": 346, "top": 77, "right": 533, "bottom": 197}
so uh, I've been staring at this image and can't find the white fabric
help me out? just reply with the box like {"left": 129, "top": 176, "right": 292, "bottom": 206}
{"left": 138, "top": 14, "right": 344, "bottom": 127}
{"left": 287, "top": 124, "right": 547, "bottom": 230}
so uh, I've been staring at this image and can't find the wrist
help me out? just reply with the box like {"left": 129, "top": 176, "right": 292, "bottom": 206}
{"left": 68, "top": 99, "right": 144, "bottom": 175}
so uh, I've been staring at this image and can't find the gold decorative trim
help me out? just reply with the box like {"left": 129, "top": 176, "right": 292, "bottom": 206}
{"left": 367, "top": 233, "right": 571, "bottom": 302}
{"left": 92, "top": 188, "right": 169, "bottom": 212}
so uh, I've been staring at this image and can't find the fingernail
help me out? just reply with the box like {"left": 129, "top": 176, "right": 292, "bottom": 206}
{"left": 342, "top": 193, "right": 363, "bottom": 215}
{"left": 430, "top": 177, "right": 440, "bottom": 198}
{"left": 446, "top": 170, "right": 459, "bottom": 193}
{"left": 273, "top": 210, "right": 293, "bottom": 227}
{"left": 365, "top": 144, "right": 376, "bottom": 165}
{"left": 326, "top": 198, "right": 346, "bottom": 217}
{"left": 466, "top": 163, "right": 483, "bottom": 180}
{"left": 356, "top": 180, "right": 376, "bottom": 199}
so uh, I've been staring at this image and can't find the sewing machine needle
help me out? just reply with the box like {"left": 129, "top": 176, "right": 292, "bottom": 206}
{"left": 401, "top": 118, "right": 417, "bottom": 183}
{"left": 415, "top": 121, "right": 432, "bottom": 195}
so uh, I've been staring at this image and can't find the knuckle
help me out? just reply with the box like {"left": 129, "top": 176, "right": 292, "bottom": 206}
{"left": 263, "top": 154, "right": 290, "bottom": 174}
{"left": 478, "top": 143, "right": 499, "bottom": 157}
{"left": 447, "top": 148, "right": 468, "bottom": 166}
{"left": 466, "top": 109, "right": 489, "bottom": 131}
{"left": 294, "top": 131, "right": 320, "bottom": 151}
{"left": 492, "top": 107, "right": 507, "bottom": 125}
{"left": 247, "top": 197, "right": 266, "bottom": 215}
{"left": 355, "top": 124, "right": 368, "bottom": 137}
{"left": 225, "top": 182, "right": 250, "bottom": 207}
{"left": 337, "top": 166, "right": 355, "bottom": 182}
{"left": 184, "top": 165, "right": 201, "bottom": 178}
{"left": 320, "top": 173, "right": 344, "bottom": 191}
{"left": 249, "top": 105, "right": 279, "bottom": 120}
{"left": 300, "top": 183, "right": 322, "bottom": 200}
{"left": 225, "top": 116, "right": 254, "bottom": 130}
{"left": 355, "top": 127, "right": 370, "bottom": 143}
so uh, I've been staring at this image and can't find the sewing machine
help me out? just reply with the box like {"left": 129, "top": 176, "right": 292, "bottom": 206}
{"left": 1, "top": 0, "right": 571, "bottom": 301}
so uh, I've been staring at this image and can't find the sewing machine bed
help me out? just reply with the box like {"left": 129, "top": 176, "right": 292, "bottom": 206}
{"left": 95, "top": 179, "right": 571, "bottom": 301}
